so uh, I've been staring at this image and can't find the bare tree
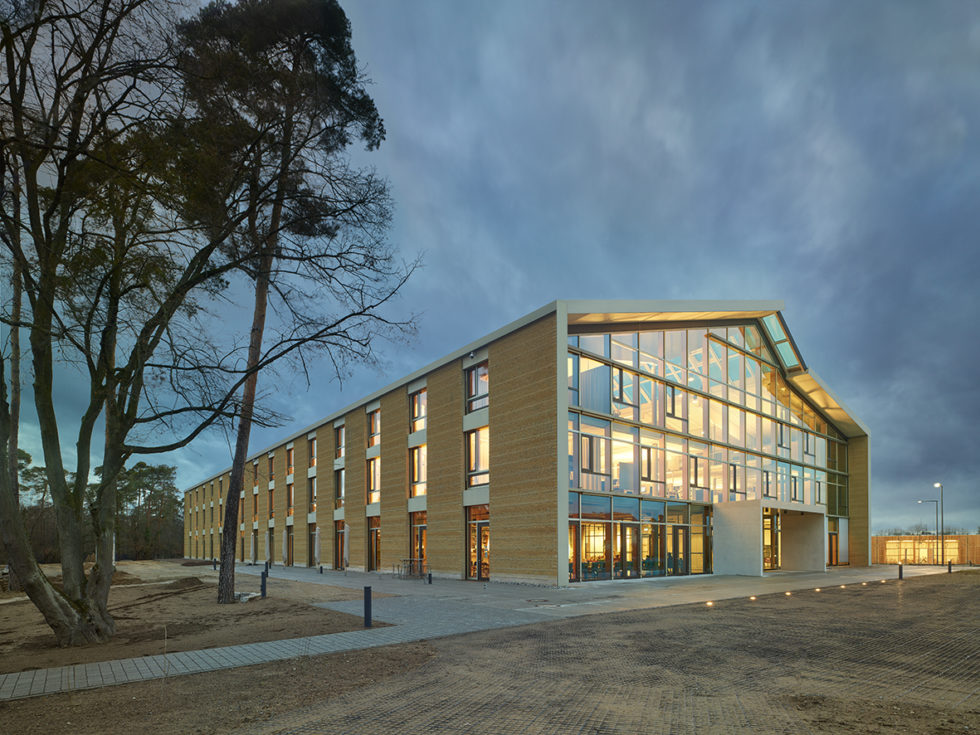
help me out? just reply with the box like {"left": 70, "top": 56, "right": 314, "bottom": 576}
{"left": 178, "top": 0, "right": 414, "bottom": 604}
{"left": 0, "top": 0, "right": 268, "bottom": 644}
{"left": 0, "top": 0, "right": 412, "bottom": 643}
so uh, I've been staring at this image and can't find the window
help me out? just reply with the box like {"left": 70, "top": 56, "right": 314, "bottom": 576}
{"left": 309, "top": 437, "right": 317, "bottom": 467}
{"left": 308, "top": 476, "right": 317, "bottom": 512}
{"left": 334, "top": 426, "right": 345, "bottom": 459}
{"left": 665, "top": 384, "right": 679, "bottom": 417}
{"left": 252, "top": 463, "right": 258, "bottom": 488}
{"left": 410, "top": 389, "right": 427, "bottom": 432}
{"left": 466, "top": 427, "right": 489, "bottom": 486}
{"left": 268, "top": 487, "right": 274, "bottom": 518}
{"left": 252, "top": 493, "right": 257, "bottom": 522}
{"left": 367, "top": 457, "right": 380, "bottom": 503}
{"left": 465, "top": 362, "right": 489, "bottom": 412}
{"left": 268, "top": 456, "right": 275, "bottom": 482}
{"left": 777, "top": 422, "right": 789, "bottom": 448}
{"left": 730, "top": 464, "right": 746, "bottom": 501}
{"left": 791, "top": 475, "right": 800, "bottom": 502}
{"left": 763, "top": 470, "right": 773, "bottom": 498}
{"left": 410, "top": 445, "right": 427, "bottom": 497}
{"left": 286, "top": 447, "right": 294, "bottom": 476}
{"left": 641, "top": 446, "right": 654, "bottom": 481}
{"left": 287, "top": 482, "right": 294, "bottom": 516}
{"left": 367, "top": 409, "right": 381, "bottom": 447}
{"left": 335, "top": 468, "right": 345, "bottom": 509}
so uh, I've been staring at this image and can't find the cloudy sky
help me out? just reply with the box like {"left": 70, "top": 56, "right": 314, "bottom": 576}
{"left": 18, "top": 1, "right": 980, "bottom": 534}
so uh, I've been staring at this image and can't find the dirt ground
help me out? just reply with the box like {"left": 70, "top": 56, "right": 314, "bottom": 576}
{"left": 1, "top": 566, "right": 977, "bottom": 734}
{"left": 0, "top": 642, "right": 435, "bottom": 735}
{"left": 0, "top": 560, "right": 381, "bottom": 673}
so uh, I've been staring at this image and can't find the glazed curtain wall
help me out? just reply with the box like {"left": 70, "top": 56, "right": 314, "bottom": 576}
{"left": 567, "top": 326, "right": 848, "bottom": 515}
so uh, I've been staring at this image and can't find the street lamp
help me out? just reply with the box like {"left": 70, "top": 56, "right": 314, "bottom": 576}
{"left": 934, "top": 482, "right": 945, "bottom": 566}
{"left": 917, "top": 499, "right": 938, "bottom": 564}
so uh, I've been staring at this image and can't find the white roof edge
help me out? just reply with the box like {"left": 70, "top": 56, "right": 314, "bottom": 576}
{"left": 562, "top": 298, "right": 785, "bottom": 314}
{"left": 801, "top": 368, "right": 871, "bottom": 438}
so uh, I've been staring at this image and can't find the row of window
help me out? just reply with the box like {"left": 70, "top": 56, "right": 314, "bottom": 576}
{"left": 569, "top": 353, "right": 845, "bottom": 472}
{"left": 568, "top": 412, "right": 849, "bottom": 513}
{"left": 570, "top": 327, "right": 841, "bottom": 439}
{"left": 191, "top": 359, "right": 490, "bottom": 508}
{"left": 332, "top": 362, "right": 486, "bottom": 458}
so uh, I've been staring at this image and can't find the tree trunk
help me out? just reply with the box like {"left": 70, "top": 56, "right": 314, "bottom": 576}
{"left": 6, "top": 259, "right": 23, "bottom": 592}
{"left": 0, "top": 364, "right": 114, "bottom": 645}
{"left": 217, "top": 246, "right": 275, "bottom": 603}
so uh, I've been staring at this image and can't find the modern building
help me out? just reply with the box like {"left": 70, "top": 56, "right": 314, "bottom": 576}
{"left": 871, "top": 534, "right": 978, "bottom": 566}
{"left": 183, "top": 300, "right": 871, "bottom": 584}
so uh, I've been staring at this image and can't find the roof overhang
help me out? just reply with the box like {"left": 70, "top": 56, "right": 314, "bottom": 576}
{"left": 564, "top": 299, "right": 784, "bottom": 326}
{"left": 788, "top": 370, "right": 869, "bottom": 439}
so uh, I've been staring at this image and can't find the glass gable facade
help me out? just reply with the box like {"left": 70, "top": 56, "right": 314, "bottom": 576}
{"left": 567, "top": 322, "right": 849, "bottom": 582}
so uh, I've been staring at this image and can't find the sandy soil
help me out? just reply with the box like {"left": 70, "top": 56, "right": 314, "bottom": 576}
{"left": 2, "top": 565, "right": 976, "bottom": 735}
{"left": 0, "top": 560, "right": 378, "bottom": 673}
{"left": 0, "top": 642, "right": 435, "bottom": 735}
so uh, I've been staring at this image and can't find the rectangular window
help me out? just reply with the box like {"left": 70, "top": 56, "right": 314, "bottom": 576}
{"left": 466, "top": 427, "right": 490, "bottom": 486}
{"left": 334, "top": 426, "right": 345, "bottom": 459}
{"left": 268, "top": 456, "right": 275, "bottom": 482}
{"left": 308, "top": 476, "right": 317, "bottom": 512}
{"left": 763, "top": 470, "right": 773, "bottom": 498}
{"left": 777, "top": 422, "right": 789, "bottom": 448}
{"left": 640, "top": 446, "right": 653, "bottom": 481}
{"left": 568, "top": 353, "right": 579, "bottom": 406}
{"left": 335, "top": 468, "right": 345, "bottom": 509}
{"left": 286, "top": 447, "right": 294, "bottom": 476}
{"left": 410, "top": 389, "right": 427, "bottom": 433}
{"left": 252, "top": 492, "right": 258, "bottom": 522}
{"left": 730, "top": 463, "right": 746, "bottom": 501}
{"left": 252, "top": 463, "right": 258, "bottom": 488}
{"left": 465, "top": 361, "right": 489, "bottom": 412}
{"left": 287, "top": 482, "right": 294, "bottom": 516}
{"left": 791, "top": 475, "right": 800, "bottom": 501}
{"left": 268, "top": 487, "right": 274, "bottom": 519}
{"left": 410, "top": 445, "right": 427, "bottom": 497}
{"left": 366, "top": 457, "right": 380, "bottom": 503}
{"left": 309, "top": 437, "right": 317, "bottom": 467}
{"left": 665, "top": 384, "right": 679, "bottom": 417}
{"left": 367, "top": 409, "right": 381, "bottom": 448}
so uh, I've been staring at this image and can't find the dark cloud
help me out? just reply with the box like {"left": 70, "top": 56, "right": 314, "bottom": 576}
{"left": 20, "top": 1, "right": 979, "bottom": 534}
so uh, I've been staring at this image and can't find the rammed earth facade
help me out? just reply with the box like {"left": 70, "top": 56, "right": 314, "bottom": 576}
{"left": 184, "top": 300, "right": 870, "bottom": 584}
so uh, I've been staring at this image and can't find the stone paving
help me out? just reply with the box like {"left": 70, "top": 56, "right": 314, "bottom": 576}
{"left": 242, "top": 569, "right": 980, "bottom": 735}
{"left": 0, "top": 562, "right": 957, "bottom": 705}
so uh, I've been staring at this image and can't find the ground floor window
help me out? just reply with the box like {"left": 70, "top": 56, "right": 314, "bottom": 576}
{"left": 285, "top": 525, "right": 294, "bottom": 566}
{"left": 335, "top": 520, "right": 346, "bottom": 569}
{"left": 569, "top": 493, "right": 711, "bottom": 582}
{"left": 239, "top": 530, "right": 245, "bottom": 562}
{"left": 309, "top": 523, "right": 318, "bottom": 567}
{"left": 409, "top": 511, "right": 427, "bottom": 575}
{"left": 763, "top": 507, "right": 780, "bottom": 571}
{"left": 368, "top": 516, "right": 381, "bottom": 571}
{"left": 467, "top": 504, "right": 490, "bottom": 580}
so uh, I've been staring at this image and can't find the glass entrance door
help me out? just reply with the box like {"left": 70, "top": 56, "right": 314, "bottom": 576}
{"left": 763, "top": 508, "right": 780, "bottom": 570}
{"left": 469, "top": 521, "right": 490, "bottom": 580}
{"left": 615, "top": 523, "right": 641, "bottom": 579}
{"left": 667, "top": 525, "right": 689, "bottom": 575}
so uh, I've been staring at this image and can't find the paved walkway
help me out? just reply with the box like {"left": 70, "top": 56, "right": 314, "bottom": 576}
{"left": 0, "top": 562, "right": 954, "bottom": 702}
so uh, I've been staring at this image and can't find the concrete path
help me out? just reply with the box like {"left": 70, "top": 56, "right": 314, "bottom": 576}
{"left": 0, "top": 562, "right": 953, "bottom": 702}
